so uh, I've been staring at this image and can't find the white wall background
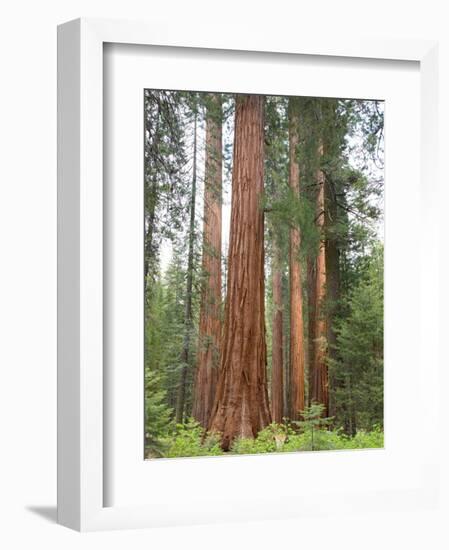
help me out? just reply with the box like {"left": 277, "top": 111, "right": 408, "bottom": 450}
{"left": 0, "top": 1, "right": 448, "bottom": 548}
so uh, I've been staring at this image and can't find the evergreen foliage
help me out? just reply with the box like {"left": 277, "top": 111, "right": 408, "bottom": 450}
{"left": 164, "top": 419, "right": 223, "bottom": 458}
{"left": 144, "top": 368, "right": 172, "bottom": 458}
{"left": 330, "top": 245, "right": 384, "bottom": 433}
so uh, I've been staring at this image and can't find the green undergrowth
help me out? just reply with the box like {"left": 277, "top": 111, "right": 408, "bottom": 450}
{"left": 151, "top": 417, "right": 384, "bottom": 459}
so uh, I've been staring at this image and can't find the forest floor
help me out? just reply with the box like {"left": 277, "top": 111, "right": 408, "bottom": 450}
{"left": 147, "top": 419, "right": 384, "bottom": 459}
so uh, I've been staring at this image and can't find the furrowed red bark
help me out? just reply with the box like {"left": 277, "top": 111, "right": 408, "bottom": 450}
{"left": 288, "top": 99, "right": 306, "bottom": 420}
{"left": 208, "top": 94, "right": 271, "bottom": 450}
{"left": 271, "top": 244, "right": 284, "bottom": 423}
{"left": 192, "top": 95, "right": 223, "bottom": 428}
{"left": 310, "top": 142, "right": 329, "bottom": 415}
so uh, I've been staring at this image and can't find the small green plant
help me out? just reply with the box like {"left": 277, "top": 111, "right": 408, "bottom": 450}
{"left": 293, "top": 403, "right": 333, "bottom": 451}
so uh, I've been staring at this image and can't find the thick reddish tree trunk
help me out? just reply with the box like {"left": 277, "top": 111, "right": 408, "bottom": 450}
{"left": 208, "top": 95, "right": 271, "bottom": 450}
{"left": 288, "top": 99, "right": 306, "bottom": 420}
{"left": 310, "top": 142, "right": 329, "bottom": 414}
{"left": 271, "top": 245, "right": 284, "bottom": 423}
{"left": 192, "top": 95, "right": 223, "bottom": 428}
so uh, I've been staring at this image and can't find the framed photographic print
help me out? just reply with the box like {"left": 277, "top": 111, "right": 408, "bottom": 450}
{"left": 58, "top": 18, "right": 441, "bottom": 531}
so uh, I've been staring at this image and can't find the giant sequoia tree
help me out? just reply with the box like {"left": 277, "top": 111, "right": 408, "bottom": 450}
{"left": 208, "top": 95, "right": 272, "bottom": 450}
{"left": 192, "top": 95, "right": 223, "bottom": 427}
{"left": 310, "top": 141, "right": 329, "bottom": 415}
{"left": 288, "top": 98, "right": 306, "bottom": 420}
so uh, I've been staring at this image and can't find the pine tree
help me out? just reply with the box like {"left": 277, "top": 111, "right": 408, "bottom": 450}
{"left": 176, "top": 110, "right": 199, "bottom": 424}
{"left": 144, "top": 91, "right": 189, "bottom": 294}
{"left": 330, "top": 245, "right": 383, "bottom": 433}
{"left": 145, "top": 369, "right": 172, "bottom": 457}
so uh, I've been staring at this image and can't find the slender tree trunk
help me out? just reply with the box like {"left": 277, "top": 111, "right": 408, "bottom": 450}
{"left": 307, "top": 257, "right": 316, "bottom": 407}
{"left": 343, "top": 373, "right": 356, "bottom": 436}
{"left": 310, "top": 142, "right": 329, "bottom": 415}
{"left": 283, "top": 272, "right": 291, "bottom": 419}
{"left": 324, "top": 175, "right": 340, "bottom": 418}
{"left": 175, "top": 113, "right": 198, "bottom": 424}
{"left": 144, "top": 197, "right": 156, "bottom": 287}
{"left": 271, "top": 244, "right": 284, "bottom": 423}
{"left": 192, "top": 95, "right": 223, "bottom": 428}
{"left": 323, "top": 100, "right": 341, "bottom": 418}
{"left": 288, "top": 99, "right": 306, "bottom": 420}
{"left": 209, "top": 95, "right": 271, "bottom": 450}
{"left": 144, "top": 97, "right": 160, "bottom": 294}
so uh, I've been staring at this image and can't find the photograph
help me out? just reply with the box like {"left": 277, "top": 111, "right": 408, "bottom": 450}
{"left": 144, "top": 90, "right": 384, "bottom": 459}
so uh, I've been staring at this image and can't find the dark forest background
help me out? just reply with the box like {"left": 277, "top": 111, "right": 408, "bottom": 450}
{"left": 144, "top": 91, "right": 384, "bottom": 458}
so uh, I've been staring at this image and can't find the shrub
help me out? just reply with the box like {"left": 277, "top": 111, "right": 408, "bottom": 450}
{"left": 230, "top": 419, "right": 383, "bottom": 455}
{"left": 164, "top": 418, "right": 223, "bottom": 458}
{"left": 231, "top": 423, "right": 294, "bottom": 454}
{"left": 161, "top": 417, "right": 383, "bottom": 458}
{"left": 340, "top": 425, "right": 384, "bottom": 449}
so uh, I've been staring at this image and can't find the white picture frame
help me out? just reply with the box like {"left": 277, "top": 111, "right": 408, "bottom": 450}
{"left": 57, "top": 17, "right": 440, "bottom": 531}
